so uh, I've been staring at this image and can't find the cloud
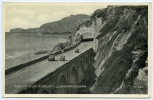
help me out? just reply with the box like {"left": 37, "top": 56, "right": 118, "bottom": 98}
{"left": 6, "top": 8, "right": 34, "bottom": 18}
{"left": 5, "top": 9, "right": 70, "bottom": 32}
{"left": 5, "top": 8, "right": 39, "bottom": 32}
{"left": 5, "top": 18, "right": 40, "bottom": 32}
{"left": 37, "top": 14, "right": 51, "bottom": 23}
{"left": 5, "top": 6, "right": 102, "bottom": 32}
{"left": 74, "top": 8, "right": 95, "bottom": 15}
{"left": 37, "top": 11, "right": 69, "bottom": 24}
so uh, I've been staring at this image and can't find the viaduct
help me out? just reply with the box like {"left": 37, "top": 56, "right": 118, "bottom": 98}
{"left": 5, "top": 31, "right": 96, "bottom": 94}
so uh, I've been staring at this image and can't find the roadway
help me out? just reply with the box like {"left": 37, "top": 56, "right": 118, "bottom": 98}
{"left": 5, "top": 41, "right": 93, "bottom": 94}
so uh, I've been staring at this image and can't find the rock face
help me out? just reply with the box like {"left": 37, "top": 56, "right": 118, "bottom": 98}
{"left": 51, "top": 5, "right": 148, "bottom": 93}
{"left": 38, "top": 14, "right": 89, "bottom": 35}
{"left": 52, "top": 42, "right": 66, "bottom": 52}
{"left": 51, "top": 17, "right": 94, "bottom": 53}
{"left": 89, "top": 6, "right": 148, "bottom": 94}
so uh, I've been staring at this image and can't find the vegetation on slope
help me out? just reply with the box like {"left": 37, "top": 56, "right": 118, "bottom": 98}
{"left": 91, "top": 5, "right": 148, "bottom": 94}
{"left": 39, "top": 14, "right": 89, "bottom": 34}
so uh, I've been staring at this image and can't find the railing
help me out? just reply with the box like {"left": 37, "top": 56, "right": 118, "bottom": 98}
{"left": 5, "top": 54, "right": 49, "bottom": 76}
{"left": 18, "top": 47, "right": 94, "bottom": 94}
{"left": 5, "top": 40, "right": 82, "bottom": 76}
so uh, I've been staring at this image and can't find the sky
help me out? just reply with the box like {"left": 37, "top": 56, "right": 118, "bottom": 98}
{"left": 4, "top": 3, "right": 107, "bottom": 32}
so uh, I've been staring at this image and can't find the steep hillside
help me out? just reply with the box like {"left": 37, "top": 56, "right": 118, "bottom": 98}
{"left": 89, "top": 6, "right": 148, "bottom": 94}
{"left": 50, "top": 6, "right": 148, "bottom": 94}
{"left": 38, "top": 14, "right": 89, "bottom": 35}
{"left": 51, "top": 19, "right": 94, "bottom": 52}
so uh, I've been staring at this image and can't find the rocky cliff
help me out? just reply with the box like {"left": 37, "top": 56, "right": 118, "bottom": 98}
{"left": 51, "top": 19, "right": 95, "bottom": 52}
{"left": 89, "top": 5, "right": 148, "bottom": 94}
{"left": 51, "top": 5, "right": 148, "bottom": 94}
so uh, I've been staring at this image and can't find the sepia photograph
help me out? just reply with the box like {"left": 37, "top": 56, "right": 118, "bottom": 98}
{"left": 2, "top": 2, "right": 151, "bottom": 98}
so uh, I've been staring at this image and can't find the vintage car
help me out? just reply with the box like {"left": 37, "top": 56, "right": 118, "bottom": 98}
{"left": 75, "top": 49, "right": 79, "bottom": 53}
{"left": 60, "top": 55, "right": 65, "bottom": 61}
{"left": 48, "top": 54, "right": 55, "bottom": 61}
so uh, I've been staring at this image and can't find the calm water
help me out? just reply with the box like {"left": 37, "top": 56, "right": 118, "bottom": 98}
{"left": 5, "top": 33, "right": 68, "bottom": 60}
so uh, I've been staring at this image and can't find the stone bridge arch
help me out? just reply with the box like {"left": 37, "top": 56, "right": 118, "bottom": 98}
{"left": 37, "top": 88, "right": 50, "bottom": 94}
{"left": 56, "top": 74, "right": 67, "bottom": 94}
{"left": 78, "top": 60, "right": 85, "bottom": 83}
{"left": 69, "top": 65, "right": 78, "bottom": 84}
{"left": 57, "top": 74, "right": 67, "bottom": 85}
{"left": 85, "top": 54, "right": 90, "bottom": 71}
{"left": 67, "top": 64, "right": 78, "bottom": 94}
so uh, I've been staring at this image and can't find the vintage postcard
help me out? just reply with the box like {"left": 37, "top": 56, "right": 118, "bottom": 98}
{"left": 2, "top": 2, "right": 151, "bottom": 98}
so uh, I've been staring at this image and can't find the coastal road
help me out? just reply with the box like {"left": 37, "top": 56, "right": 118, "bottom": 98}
{"left": 5, "top": 41, "right": 93, "bottom": 94}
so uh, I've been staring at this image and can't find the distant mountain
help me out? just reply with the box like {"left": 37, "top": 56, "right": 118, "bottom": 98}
{"left": 10, "top": 28, "right": 25, "bottom": 33}
{"left": 9, "top": 14, "right": 89, "bottom": 34}
{"left": 9, "top": 28, "right": 39, "bottom": 33}
{"left": 38, "top": 14, "right": 89, "bottom": 35}
{"left": 24, "top": 28, "right": 39, "bottom": 33}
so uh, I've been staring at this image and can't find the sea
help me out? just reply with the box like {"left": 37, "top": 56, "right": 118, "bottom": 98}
{"left": 5, "top": 32, "right": 69, "bottom": 69}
